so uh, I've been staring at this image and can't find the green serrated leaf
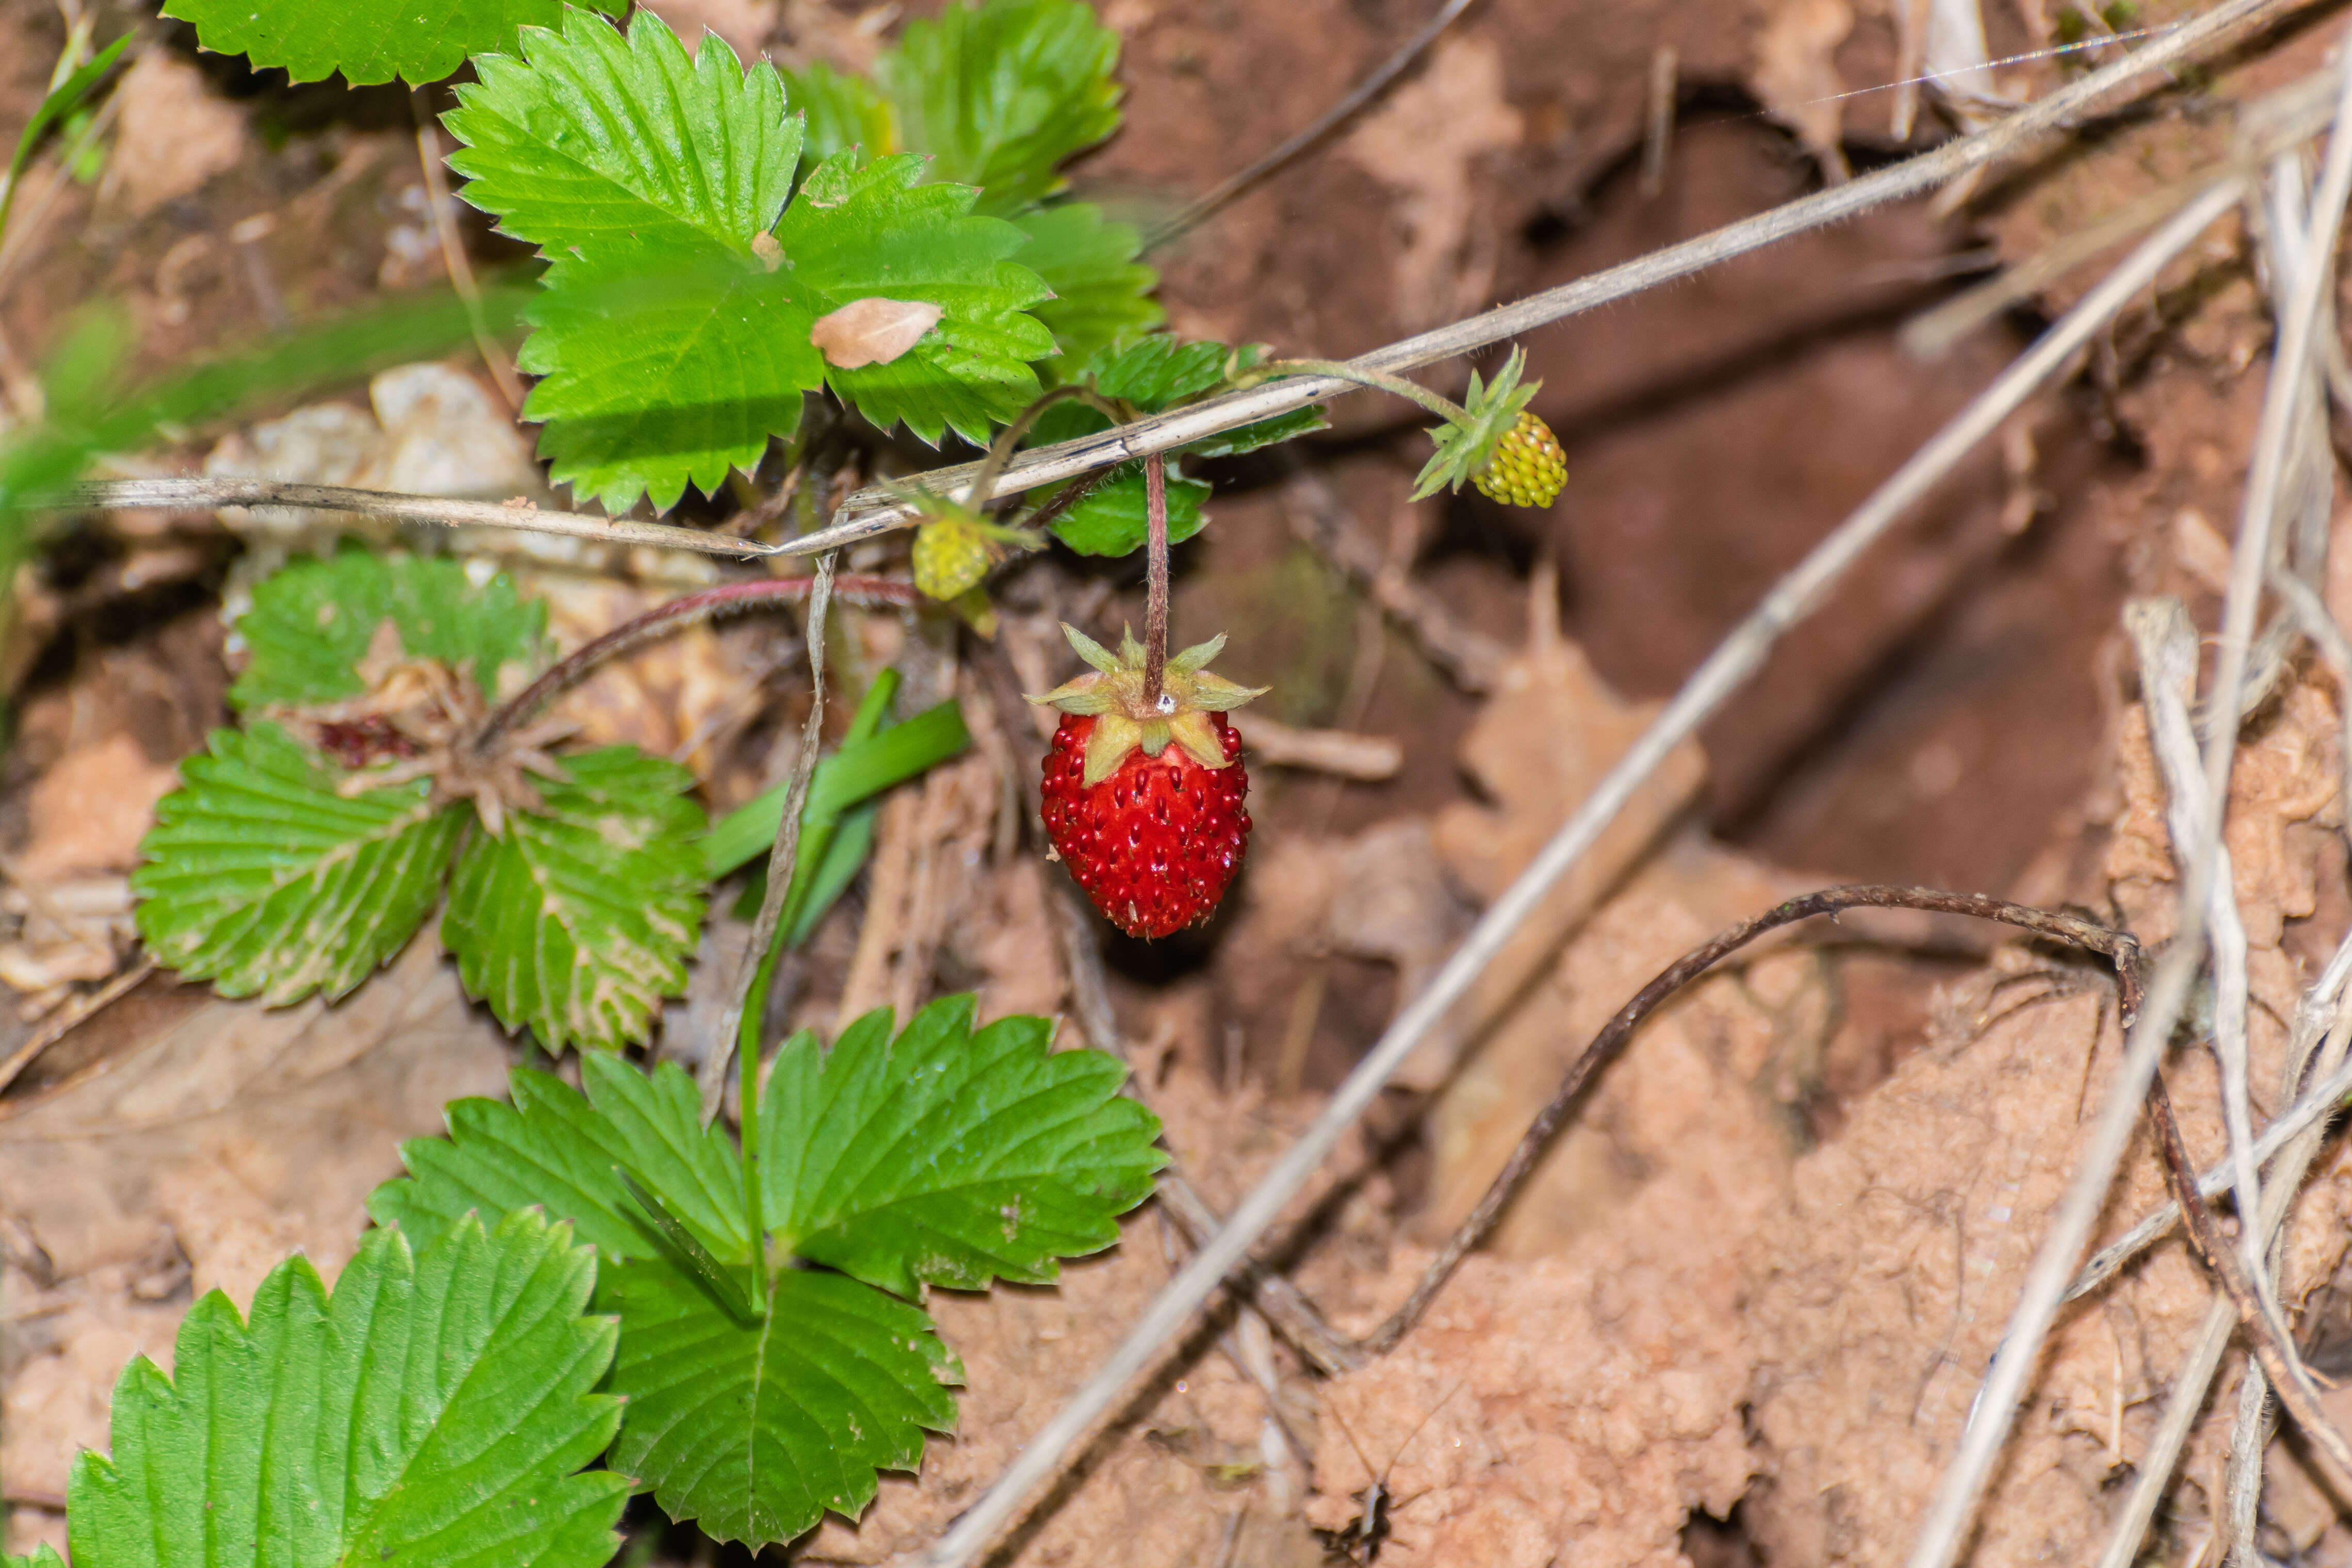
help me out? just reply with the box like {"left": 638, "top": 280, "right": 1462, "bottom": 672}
{"left": 4, "top": 1547, "right": 66, "bottom": 1568}
{"left": 786, "top": 58, "right": 895, "bottom": 171}
{"left": 1045, "top": 462, "right": 1210, "bottom": 557}
{"left": 875, "top": 0, "right": 1122, "bottom": 216}
{"left": 230, "top": 551, "right": 547, "bottom": 712}
{"left": 763, "top": 995, "right": 1165, "bottom": 1297}
{"left": 442, "top": 745, "right": 707, "bottom": 1054}
{"left": 131, "top": 723, "right": 465, "bottom": 1005}
{"left": 372, "top": 1052, "right": 751, "bottom": 1268}
{"left": 602, "top": 1256, "right": 958, "bottom": 1547}
{"left": 1013, "top": 203, "right": 1162, "bottom": 375}
{"left": 160, "top": 0, "right": 624, "bottom": 86}
{"left": 68, "top": 1210, "right": 625, "bottom": 1568}
{"left": 448, "top": 9, "right": 1053, "bottom": 513}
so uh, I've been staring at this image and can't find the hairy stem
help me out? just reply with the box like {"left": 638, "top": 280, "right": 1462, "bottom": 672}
{"left": 472, "top": 574, "right": 917, "bottom": 755}
{"left": 1245, "top": 357, "right": 1471, "bottom": 424}
{"left": 1143, "top": 453, "right": 1170, "bottom": 706}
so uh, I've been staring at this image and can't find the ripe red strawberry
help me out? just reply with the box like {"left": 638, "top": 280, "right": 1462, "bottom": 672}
{"left": 1033, "top": 624, "right": 1264, "bottom": 939}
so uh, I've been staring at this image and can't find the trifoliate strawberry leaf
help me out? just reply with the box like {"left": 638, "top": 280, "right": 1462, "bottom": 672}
{"left": 446, "top": 9, "right": 1053, "bottom": 513}
{"left": 1012, "top": 203, "right": 1162, "bottom": 374}
{"left": 441, "top": 745, "right": 707, "bottom": 1053}
{"left": 762, "top": 994, "right": 1164, "bottom": 1297}
{"left": 602, "top": 1257, "right": 958, "bottom": 1546}
{"left": 372, "top": 1052, "right": 750, "bottom": 1270}
{"left": 874, "top": 0, "right": 1122, "bottom": 217}
{"left": 132, "top": 723, "right": 465, "bottom": 1005}
{"left": 67, "top": 1210, "right": 625, "bottom": 1568}
{"left": 230, "top": 551, "right": 547, "bottom": 712}
{"left": 787, "top": 59, "right": 895, "bottom": 171}
{"left": 158, "top": 0, "right": 623, "bottom": 87}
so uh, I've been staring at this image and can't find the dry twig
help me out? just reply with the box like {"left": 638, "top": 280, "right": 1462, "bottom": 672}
{"left": 913, "top": 171, "right": 2253, "bottom": 1568}
{"left": 1355, "top": 886, "right": 2144, "bottom": 1357}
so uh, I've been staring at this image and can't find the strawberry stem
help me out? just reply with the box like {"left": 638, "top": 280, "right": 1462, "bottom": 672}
{"left": 1245, "top": 357, "right": 1473, "bottom": 424}
{"left": 1143, "top": 451, "right": 1170, "bottom": 707}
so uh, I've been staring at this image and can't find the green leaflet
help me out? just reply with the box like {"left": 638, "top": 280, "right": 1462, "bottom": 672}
{"left": 446, "top": 8, "right": 1054, "bottom": 513}
{"left": 159, "top": 0, "right": 624, "bottom": 85}
{"left": 601, "top": 1260, "right": 959, "bottom": 1546}
{"left": 875, "top": 0, "right": 1123, "bottom": 217}
{"left": 761, "top": 995, "right": 1164, "bottom": 1296}
{"left": 130, "top": 723, "right": 466, "bottom": 1005}
{"left": 230, "top": 552, "right": 547, "bottom": 712}
{"left": 442, "top": 746, "right": 708, "bottom": 1053}
{"left": 1012, "top": 202, "right": 1163, "bottom": 376}
{"left": 1026, "top": 335, "right": 1324, "bottom": 556}
{"left": 4, "top": 1548, "right": 66, "bottom": 1568}
{"left": 369, "top": 997, "right": 1161, "bottom": 1548}
{"left": 373, "top": 1052, "right": 750, "bottom": 1268}
{"left": 66, "top": 1211, "right": 626, "bottom": 1568}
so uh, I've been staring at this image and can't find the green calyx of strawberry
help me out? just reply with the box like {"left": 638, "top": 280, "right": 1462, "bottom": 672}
{"left": 889, "top": 481, "right": 1044, "bottom": 601}
{"left": 1029, "top": 623, "right": 1267, "bottom": 787}
{"left": 1409, "top": 347, "right": 1548, "bottom": 503}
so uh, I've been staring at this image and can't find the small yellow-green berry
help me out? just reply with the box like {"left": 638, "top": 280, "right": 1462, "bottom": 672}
{"left": 912, "top": 517, "right": 995, "bottom": 600}
{"left": 1472, "top": 411, "right": 1567, "bottom": 509}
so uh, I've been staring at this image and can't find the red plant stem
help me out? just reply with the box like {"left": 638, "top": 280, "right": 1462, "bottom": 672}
{"left": 1143, "top": 453, "right": 1170, "bottom": 707}
{"left": 473, "top": 574, "right": 918, "bottom": 754}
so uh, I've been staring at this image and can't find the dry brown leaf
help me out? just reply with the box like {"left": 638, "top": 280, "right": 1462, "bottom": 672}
{"left": 809, "top": 298, "right": 945, "bottom": 369}
{"left": 1420, "top": 578, "right": 1707, "bottom": 1087}
{"left": 108, "top": 53, "right": 250, "bottom": 218}
{"left": 0, "top": 935, "right": 513, "bottom": 1510}
{"left": 1337, "top": 36, "right": 1524, "bottom": 331}
{"left": 1749, "top": 0, "right": 1855, "bottom": 181}
{"left": 13, "top": 732, "right": 182, "bottom": 884}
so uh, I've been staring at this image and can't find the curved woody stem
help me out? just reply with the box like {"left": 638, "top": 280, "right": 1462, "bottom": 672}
{"left": 472, "top": 574, "right": 918, "bottom": 755}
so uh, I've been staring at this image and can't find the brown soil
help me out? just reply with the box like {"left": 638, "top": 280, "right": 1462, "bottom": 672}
{"left": 8, "top": 0, "right": 2352, "bottom": 1565}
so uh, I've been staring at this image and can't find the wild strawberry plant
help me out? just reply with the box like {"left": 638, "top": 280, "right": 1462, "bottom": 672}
{"left": 128, "top": 549, "right": 965, "bottom": 1052}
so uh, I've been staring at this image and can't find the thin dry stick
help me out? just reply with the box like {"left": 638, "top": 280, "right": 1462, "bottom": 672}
{"left": 1907, "top": 45, "right": 2352, "bottom": 1568}
{"left": 911, "top": 167, "right": 2251, "bottom": 1568}
{"left": 1639, "top": 44, "right": 1679, "bottom": 200}
{"left": 700, "top": 553, "right": 837, "bottom": 1122}
{"left": 48, "top": 0, "right": 2299, "bottom": 567}
{"left": 2088, "top": 944, "right": 2352, "bottom": 1568}
{"left": 472, "top": 574, "right": 916, "bottom": 754}
{"left": 2128, "top": 599, "right": 2273, "bottom": 1313}
{"left": 833, "top": 0, "right": 2299, "bottom": 552}
{"left": 0, "top": 954, "right": 154, "bottom": 1097}
{"left": 1357, "top": 886, "right": 2142, "bottom": 1357}
{"left": 411, "top": 87, "right": 523, "bottom": 413}
{"left": 1051, "top": 884, "right": 1362, "bottom": 1377}
{"left": 2148, "top": 1069, "right": 2352, "bottom": 1493}
{"left": 55, "top": 479, "right": 784, "bottom": 559}
{"left": 1144, "top": 0, "right": 1480, "bottom": 250}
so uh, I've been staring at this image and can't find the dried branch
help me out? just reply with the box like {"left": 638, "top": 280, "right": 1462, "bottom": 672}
{"left": 913, "top": 173, "right": 2251, "bottom": 1568}
{"left": 1052, "top": 884, "right": 1364, "bottom": 1378}
{"left": 1910, "top": 44, "right": 2352, "bottom": 1568}
{"left": 2148, "top": 1068, "right": 2352, "bottom": 1494}
{"left": 1281, "top": 469, "right": 1508, "bottom": 693}
{"left": 2089, "top": 932, "right": 2352, "bottom": 1568}
{"left": 1225, "top": 712, "right": 1400, "bottom": 779}
{"left": 473, "top": 574, "right": 917, "bottom": 754}
{"left": 700, "top": 553, "right": 837, "bottom": 1122}
{"left": 1145, "top": 0, "right": 1480, "bottom": 249}
{"left": 1355, "top": 886, "right": 2142, "bottom": 1357}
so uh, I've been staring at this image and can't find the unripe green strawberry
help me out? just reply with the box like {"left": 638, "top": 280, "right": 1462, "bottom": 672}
{"left": 1472, "top": 410, "right": 1567, "bottom": 509}
{"left": 912, "top": 517, "right": 995, "bottom": 600}
{"left": 1030, "top": 624, "right": 1266, "bottom": 938}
